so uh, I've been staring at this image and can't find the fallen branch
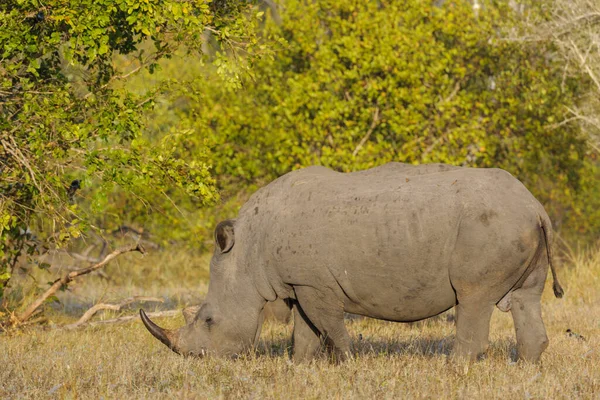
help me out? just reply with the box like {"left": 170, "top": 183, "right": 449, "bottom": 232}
{"left": 15, "top": 243, "right": 146, "bottom": 325}
{"left": 63, "top": 309, "right": 179, "bottom": 329}
{"left": 63, "top": 296, "right": 163, "bottom": 330}
{"left": 19, "top": 316, "right": 48, "bottom": 327}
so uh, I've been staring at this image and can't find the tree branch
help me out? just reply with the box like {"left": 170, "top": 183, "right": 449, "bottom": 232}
{"left": 568, "top": 39, "right": 600, "bottom": 93}
{"left": 15, "top": 244, "right": 145, "bottom": 325}
{"left": 62, "top": 309, "right": 180, "bottom": 329}
{"left": 0, "top": 137, "right": 42, "bottom": 194}
{"left": 63, "top": 296, "right": 164, "bottom": 329}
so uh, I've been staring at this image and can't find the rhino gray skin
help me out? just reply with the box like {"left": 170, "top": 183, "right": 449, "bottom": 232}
{"left": 141, "top": 163, "right": 564, "bottom": 363}
{"left": 181, "top": 298, "right": 291, "bottom": 325}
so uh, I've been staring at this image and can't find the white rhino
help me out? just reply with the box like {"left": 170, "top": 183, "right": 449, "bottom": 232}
{"left": 141, "top": 163, "right": 563, "bottom": 363}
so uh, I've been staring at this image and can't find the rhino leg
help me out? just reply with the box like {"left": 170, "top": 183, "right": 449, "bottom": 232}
{"left": 294, "top": 286, "right": 352, "bottom": 362}
{"left": 452, "top": 299, "right": 494, "bottom": 361}
{"left": 510, "top": 266, "right": 549, "bottom": 363}
{"left": 291, "top": 300, "right": 321, "bottom": 362}
{"left": 264, "top": 298, "right": 292, "bottom": 323}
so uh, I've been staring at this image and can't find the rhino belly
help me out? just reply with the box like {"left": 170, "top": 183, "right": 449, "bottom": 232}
{"left": 339, "top": 263, "right": 457, "bottom": 322}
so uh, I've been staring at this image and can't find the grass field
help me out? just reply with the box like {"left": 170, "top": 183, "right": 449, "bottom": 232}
{"left": 1, "top": 247, "right": 598, "bottom": 399}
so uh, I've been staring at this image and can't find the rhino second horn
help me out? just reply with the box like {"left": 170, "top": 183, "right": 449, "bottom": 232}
{"left": 139, "top": 309, "right": 179, "bottom": 354}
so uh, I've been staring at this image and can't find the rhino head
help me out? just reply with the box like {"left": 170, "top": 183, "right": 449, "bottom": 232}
{"left": 140, "top": 219, "right": 269, "bottom": 357}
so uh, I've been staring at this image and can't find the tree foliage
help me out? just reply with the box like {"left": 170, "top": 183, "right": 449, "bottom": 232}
{"left": 529, "top": 0, "right": 600, "bottom": 148}
{"left": 2, "top": 0, "right": 599, "bottom": 309}
{"left": 0, "top": 0, "right": 267, "bottom": 297}
{"left": 524, "top": 0, "right": 600, "bottom": 237}
{"left": 137, "top": 0, "right": 596, "bottom": 241}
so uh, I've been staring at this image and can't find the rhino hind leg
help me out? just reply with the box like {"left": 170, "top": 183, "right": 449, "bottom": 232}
{"left": 510, "top": 266, "right": 549, "bottom": 363}
{"left": 294, "top": 286, "right": 352, "bottom": 362}
{"left": 452, "top": 299, "right": 495, "bottom": 361}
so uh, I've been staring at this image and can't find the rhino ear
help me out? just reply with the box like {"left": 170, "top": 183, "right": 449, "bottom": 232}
{"left": 215, "top": 219, "right": 236, "bottom": 253}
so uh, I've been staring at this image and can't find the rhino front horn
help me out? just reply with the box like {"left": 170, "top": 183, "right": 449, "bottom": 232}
{"left": 139, "top": 309, "right": 179, "bottom": 354}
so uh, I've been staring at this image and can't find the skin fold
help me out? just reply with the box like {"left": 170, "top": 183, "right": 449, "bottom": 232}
{"left": 141, "top": 162, "right": 563, "bottom": 363}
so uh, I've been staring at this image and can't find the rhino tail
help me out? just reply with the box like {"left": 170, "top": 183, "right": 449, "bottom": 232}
{"left": 540, "top": 217, "right": 564, "bottom": 298}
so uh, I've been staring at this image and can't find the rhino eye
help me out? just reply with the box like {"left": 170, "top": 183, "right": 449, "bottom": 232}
{"left": 205, "top": 317, "right": 214, "bottom": 327}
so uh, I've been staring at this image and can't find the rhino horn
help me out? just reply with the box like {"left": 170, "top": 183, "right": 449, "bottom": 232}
{"left": 139, "top": 309, "right": 180, "bottom": 354}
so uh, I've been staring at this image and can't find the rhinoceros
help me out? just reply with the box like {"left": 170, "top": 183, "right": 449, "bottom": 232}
{"left": 141, "top": 163, "right": 563, "bottom": 362}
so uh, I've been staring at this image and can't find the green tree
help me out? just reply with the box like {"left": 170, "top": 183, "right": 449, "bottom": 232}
{"left": 526, "top": 0, "right": 600, "bottom": 237}
{"left": 529, "top": 0, "right": 600, "bottom": 148}
{"left": 0, "top": 0, "right": 268, "bottom": 299}
{"left": 139, "top": 0, "right": 596, "bottom": 240}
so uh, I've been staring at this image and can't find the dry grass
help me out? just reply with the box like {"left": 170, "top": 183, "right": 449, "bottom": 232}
{"left": 0, "top": 248, "right": 598, "bottom": 399}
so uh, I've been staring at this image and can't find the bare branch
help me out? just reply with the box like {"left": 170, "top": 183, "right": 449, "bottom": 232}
{"left": 566, "top": 107, "right": 600, "bottom": 132}
{"left": 0, "top": 137, "right": 42, "bottom": 194}
{"left": 63, "top": 296, "right": 164, "bottom": 329}
{"left": 527, "top": 0, "right": 600, "bottom": 149}
{"left": 62, "top": 309, "right": 180, "bottom": 329}
{"left": 60, "top": 264, "right": 110, "bottom": 280}
{"left": 554, "top": 12, "right": 600, "bottom": 36}
{"left": 568, "top": 39, "right": 600, "bottom": 92}
{"left": 15, "top": 244, "right": 145, "bottom": 325}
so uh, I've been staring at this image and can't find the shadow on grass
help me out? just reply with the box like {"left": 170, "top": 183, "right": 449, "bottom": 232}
{"left": 256, "top": 336, "right": 518, "bottom": 361}
{"left": 353, "top": 336, "right": 454, "bottom": 357}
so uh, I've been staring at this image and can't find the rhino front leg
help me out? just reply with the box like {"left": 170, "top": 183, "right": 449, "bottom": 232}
{"left": 291, "top": 300, "right": 321, "bottom": 362}
{"left": 294, "top": 286, "right": 352, "bottom": 362}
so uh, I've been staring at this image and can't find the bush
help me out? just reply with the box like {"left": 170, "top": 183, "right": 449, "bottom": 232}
{"left": 137, "top": 0, "right": 597, "bottom": 243}
{"left": 0, "top": 0, "right": 267, "bottom": 299}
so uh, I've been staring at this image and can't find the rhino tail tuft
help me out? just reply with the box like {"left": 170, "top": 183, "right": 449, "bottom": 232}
{"left": 540, "top": 217, "right": 564, "bottom": 299}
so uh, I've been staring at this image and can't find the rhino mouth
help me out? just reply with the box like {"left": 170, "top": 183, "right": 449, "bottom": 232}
{"left": 140, "top": 309, "right": 248, "bottom": 358}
